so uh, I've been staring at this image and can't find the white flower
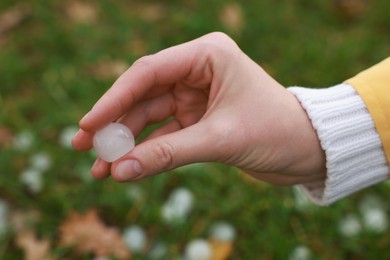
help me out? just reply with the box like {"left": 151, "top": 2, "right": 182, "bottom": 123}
{"left": 13, "top": 131, "right": 34, "bottom": 151}
{"left": 209, "top": 221, "right": 236, "bottom": 242}
{"left": 0, "top": 199, "right": 9, "bottom": 237}
{"left": 161, "top": 187, "right": 194, "bottom": 224}
{"left": 148, "top": 242, "right": 168, "bottom": 259}
{"left": 184, "top": 239, "right": 211, "bottom": 260}
{"left": 59, "top": 126, "right": 79, "bottom": 149}
{"left": 359, "top": 195, "right": 388, "bottom": 233}
{"left": 123, "top": 225, "right": 146, "bottom": 253}
{"left": 20, "top": 168, "right": 44, "bottom": 194}
{"left": 338, "top": 214, "right": 362, "bottom": 237}
{"left": 289, "top": 245, "right": 312, "bottom": 260}
{"left": 30, "top": 152, "right": 52, "bottom": 172}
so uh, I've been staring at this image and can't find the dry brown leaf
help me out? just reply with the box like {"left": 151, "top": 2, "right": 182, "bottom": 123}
{"left": 210, "top": 239, "right": 234, "bottom": 260}
{"left": 219, "top": 3, "right": 245, "bottom": 34}
{"left": 59, "top": 209, "right": 131, "bottom": 259}
{"left": 130, "top": 39, "right": 149, "bottom": 57}
{"left": 137, "top": 3, "right": 166, "bottom": 22}
{"left": 332, "top": 0, "right": 368, "bottom": 18}
{"left": 89, "top": 59, "right": 129, "bottom": 80}
{"left": 16, "top": 230, "right": 52, "bottom": 260}
{"left": 0, "top": 3, "right": 31, "bottom": 35}
{"left": 9, "top": 209, "right": 41, "bottom": 232}
{"left": 0, "top": 126, "right": 13, "bottom": 148}
{"left": 66, "top": 1, "right": 98, "bottom": 24}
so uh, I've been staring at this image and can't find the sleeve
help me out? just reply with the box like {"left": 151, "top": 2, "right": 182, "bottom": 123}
{"left": 288, "top": 57, "right": 390, "bottom": 205}
{"left": 346, "top": 58, "right": 390, "bottom": 164}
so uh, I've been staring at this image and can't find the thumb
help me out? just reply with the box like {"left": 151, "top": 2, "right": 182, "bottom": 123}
{"left": 110, "top": 122, "right": 219, "bottom": 182}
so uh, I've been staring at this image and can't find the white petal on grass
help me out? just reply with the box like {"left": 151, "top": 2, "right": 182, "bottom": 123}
{"left": 123, "top": 225, "right": 147, "bottom": 253}
{"left": 59, "top": 125, "right": 79, "bottom": 149}
{"left": 161, "top": 187, "right": 194, "bottom": 224}
{"left": 0, "top": 199, "right": 9, "bottom": 237}
{"left": 184, "top": 239, "right": 212, "bottom": 260}
{"left": 13, "top": 131, "right": 34, "bottom": 151}
{"left": 30, "top": 152, "right": 52, "bottom": 172}
{"left": 338, "top": 214, "right": 362, "bottom": 237}
{"left": 209, "top": 221, "right": 236, "bottom": 242}
{"left": 362, "top": 208, "right": 388, "bottom": 233}
{"left": 148, "top": 242, "right": 168, "bottom": 259}
{"left": 359, "top": 195, "right": 388, "bottom": 233}
{"left": 289, "top": 245, "right": 312, "bottom": 260}
{"left": 126, "top": 185, "right": 144, "bottom": 202}
{"left": 19, "top": 168, "right": 44, "bottom": 194}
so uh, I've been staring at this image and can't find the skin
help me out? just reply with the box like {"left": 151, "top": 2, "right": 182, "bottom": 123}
{"left": 72, "top": 32, "right": 326, "bottom": 185}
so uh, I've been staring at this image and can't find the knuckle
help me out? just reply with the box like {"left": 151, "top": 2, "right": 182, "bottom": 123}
{"left": 132, "top": 55, "right": 155, "bottom": 72}
{"left": 205, "top": 32, "right": 233, "bottom": 43}
{"left": 133, "top": 55, "right": 153, "bottom": 66}
{"left": 201, "top": 32, "right": 239, "bottom": 53}
{"left": 152, "top": 141, "right": 175, "bottom": 171}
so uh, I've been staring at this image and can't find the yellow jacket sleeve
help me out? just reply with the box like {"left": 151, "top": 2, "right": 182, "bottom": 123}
{"left": 345, "top": 58, "right": 390, "bottom": 164}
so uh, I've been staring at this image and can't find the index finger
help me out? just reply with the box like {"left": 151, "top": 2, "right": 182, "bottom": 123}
{"left": 79, "top": 37, "right": 208, "bottom": 132}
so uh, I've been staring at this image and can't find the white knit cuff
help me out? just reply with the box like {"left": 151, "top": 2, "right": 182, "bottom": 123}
{"left": 288, "top": 83, "right": 389, "bottom": 205}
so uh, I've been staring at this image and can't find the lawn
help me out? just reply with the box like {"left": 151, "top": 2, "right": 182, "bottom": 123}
{"left": 1, "top": 0, "right": 390, "bottom": 259}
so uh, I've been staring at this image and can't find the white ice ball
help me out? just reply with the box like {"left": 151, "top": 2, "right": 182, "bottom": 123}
{"left": 93, "top": 123, "right": 134, "bottom": 162}
{"left": 123, "top": 225, "right": 146, "bottom": 253}
{"left": 184, "top": 239, "right": 212, "bottom": 260}
{"left": 161, "top": 187, "right": 194, "bottom": 224}
{"left": 209, "top": 221, "right": 236, "bottom": 242}
{"left": 289, "top": 245, "right": 311, "bottom": 260}
{"left": 59, "top": 125, "right": 79, "bottom": 149}
{"left": 19, "top": 168, "right": 44, "bottom": 194}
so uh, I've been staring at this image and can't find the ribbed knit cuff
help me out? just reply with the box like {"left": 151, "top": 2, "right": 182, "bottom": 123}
{"left": 288, "top": 83, "right": 389, "bottom": 205}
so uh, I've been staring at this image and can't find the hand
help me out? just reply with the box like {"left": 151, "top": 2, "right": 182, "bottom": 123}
{"left": 72, "top": 32, "right": 326, "bottom": 185}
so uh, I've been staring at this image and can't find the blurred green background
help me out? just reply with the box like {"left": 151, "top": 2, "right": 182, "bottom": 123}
{"left": 1, "top": 0, "right": 390, "bottom": 259}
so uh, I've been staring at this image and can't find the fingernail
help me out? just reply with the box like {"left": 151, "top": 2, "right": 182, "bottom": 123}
{"left": 92, "top": 158, "right": 102, "bottom": 169}
{"left": 116, "top": 160, "right": 142, "bottom": 181}
{"left": 73, "top": 129, "right": 82, "bottom": 139}
{"left": 80, "top": 112, "right": 90, "bottom": 125}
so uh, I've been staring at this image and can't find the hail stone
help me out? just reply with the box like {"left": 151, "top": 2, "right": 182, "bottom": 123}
{"left": 93, "top": 123, "right": 134, "bottom": 162}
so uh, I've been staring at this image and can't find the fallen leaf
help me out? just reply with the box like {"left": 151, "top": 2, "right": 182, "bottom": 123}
{"left": 209, "top": 239, "right": 234, "bottom": 260}
{"left": 219, "top": 3, "right": 245, "bottom": 34}
{"left": 0, "top": 126, "right": 13, "bottom": 148}
{"left": 89, "top": 59, "right": 129, "bottom": 80}
{"left": 130, "top": 39, "right": 149, "bottom": 57}
{"left": 136, "top": 3, "right": 167, "bottom": 22}
{"left": 16, "top": 230, "right": 52, "bottom": 260}
{"left": 332, "top": 0, "right": 368, "bottom": 18}
{"left": 0, "top": 3, "right": 31, "bottom": 35}
{"left": 59, "top": 209, "right": 131, "bottom": 259}
{"left": 9, "top": 209, "right": 41, "bottom": 232}
{"left": 66, "top": 1, "right": 98, "bottom": 24}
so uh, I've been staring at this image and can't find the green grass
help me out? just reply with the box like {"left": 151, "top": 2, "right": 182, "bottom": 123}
{"left": 1, "top": 0, "right": 390, "bottom": 259}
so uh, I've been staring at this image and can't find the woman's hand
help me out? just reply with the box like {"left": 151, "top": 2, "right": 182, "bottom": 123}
{"left": 72, "top": 32, "right": 326, "bottom": 185}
